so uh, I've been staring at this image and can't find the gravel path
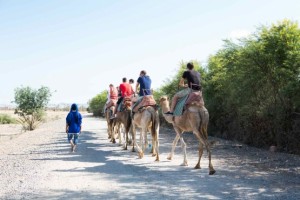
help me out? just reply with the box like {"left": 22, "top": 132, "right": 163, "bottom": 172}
{"left": 0, "top": 113, "right": 299, "bottom": 199}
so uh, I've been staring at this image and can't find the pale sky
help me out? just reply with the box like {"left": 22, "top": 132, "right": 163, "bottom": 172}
{"left": 1, "top": 0, "right": 299, "bottom": 105}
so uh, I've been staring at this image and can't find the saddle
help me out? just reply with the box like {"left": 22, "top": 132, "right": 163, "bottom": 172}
{"left": 132, "top": 95, "right": 157, "bottom": 113}
{"left": 185, "top": 90, "right": 205, "bottom": 107}
{"left": 118, "top": 96, "right": 132, "bottom": 112}
{"left": 174, "top": 91, "right": 205, "bottom": 116}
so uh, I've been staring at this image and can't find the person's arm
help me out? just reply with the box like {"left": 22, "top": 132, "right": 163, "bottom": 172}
{"left": 78, "top": 113, "right": 82, "bottom": 134}
{"left": 135, "top": 82, "right": 140, "bottom": 95}
{"left": 179, "top": 77, "right": 186, "bottom": 87}
{"left": 66, "top": 123, "right": 69, "bottom": 133}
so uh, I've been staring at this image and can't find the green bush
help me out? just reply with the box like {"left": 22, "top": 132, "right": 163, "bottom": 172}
{"left": 14, "top": 86, "right": 51, "bottom": 131}
{"left": 88, "top": 91, "right": 107, "bottom": 117}
{"left": 0, "top": 114, "right": 17, "bottom": 124}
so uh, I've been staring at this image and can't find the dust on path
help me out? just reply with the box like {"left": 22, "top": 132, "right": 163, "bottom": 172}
{"left": 0, "top": 113, "right": 299, "bottom": 199}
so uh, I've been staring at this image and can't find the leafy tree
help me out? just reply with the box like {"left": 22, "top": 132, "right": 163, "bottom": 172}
{"left": 88, "top": 91, "right": 107, "bottom": 117}
{"left": 14, "top": 86, "right": 52, "bottom": 130}
{"left": 205, "top": 19, "right": 300, "bottom": 153}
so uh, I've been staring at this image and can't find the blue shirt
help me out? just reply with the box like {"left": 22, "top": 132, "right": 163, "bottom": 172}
{"left": 137, "top": 75, "right": 152, "bottom": 96}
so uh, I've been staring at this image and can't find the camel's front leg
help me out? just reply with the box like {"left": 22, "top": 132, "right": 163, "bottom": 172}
{"left": 179, "top": 136, "right": 188, "bottom": 166}
{"left": 167, "top": 133, "right": 180, "bottom": 160}
{"left": 132, "top": 123, "right": 143, "bottom": 158}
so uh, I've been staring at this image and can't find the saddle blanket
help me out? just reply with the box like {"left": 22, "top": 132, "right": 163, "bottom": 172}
{"left": 173, "top": 91, "right": 205, "bottom": 116}
{"left": 132, "top": 95, "right": 156, "bottom": 113}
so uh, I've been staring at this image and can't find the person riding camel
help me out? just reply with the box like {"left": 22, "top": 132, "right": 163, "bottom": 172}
{"left": 111, "top": 77, "right": 133, "bottom": 119}
{"left": 129, "top": 78, "right": 135, "bottom": 95}
{"left": 135, "top": 70, "right": 152, "bottom": 97}
{"left": 165, "top": 62, "right": 201, "bottom": 115}
{"left": 105, "top": 84, "right": 118, "bottom": 111}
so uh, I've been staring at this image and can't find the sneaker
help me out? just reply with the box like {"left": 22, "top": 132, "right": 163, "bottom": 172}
{"left": 164, "top": 111, "right": 173, "bottom": 115}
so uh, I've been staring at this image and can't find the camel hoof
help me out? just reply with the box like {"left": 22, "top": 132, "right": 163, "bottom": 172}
{"left": 108, "top": 136, "right": 111, "bottom": 139}
{"left": 155, "top": 157, "right": 159, "bottom": 162}
{"left": 180, "top": 162, "right": 188, "bottom": 166}
{"left": 132, "top": 147, "right": 135, "bottom": 152}
{"left": 123, "top": 146, "right": 127, "bottom": 150}
{"left": 209, "top": 170, "right": 216, "bottom": 175}
{"left": 194, "top": 164, "right": 201, "bottom": 169}
{"left": 167, "top": 155, "right": 172, "bottom": 160}
{"left": 112, "top": 139, "right": 116, "bottom": 144}
{"left": 138, "top": 152, "right": 144, "bottom": 159}
{"left": 152, "top": 153, "right": 157, "bottom": 157}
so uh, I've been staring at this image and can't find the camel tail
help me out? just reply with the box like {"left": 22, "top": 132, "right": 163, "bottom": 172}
{"left": 150, "top": 108, "right": 157, "bottom": 138}
{"left": 199, "top": 107, "right": 209, "bottom": 140}
{"left": 125, "top": 112, "right": 132, "bottom": 133}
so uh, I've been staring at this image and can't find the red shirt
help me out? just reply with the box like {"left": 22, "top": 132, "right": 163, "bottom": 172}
{"left": 119, "top": 82, "right": 133, "bottom": 97}
{"left": 109, "top": 87, "right": 118, "bottom": 100}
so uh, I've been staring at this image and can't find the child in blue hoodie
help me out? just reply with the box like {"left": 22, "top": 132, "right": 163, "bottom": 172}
{"left": 66, "top": 103, "right": 82, "bottom": 152}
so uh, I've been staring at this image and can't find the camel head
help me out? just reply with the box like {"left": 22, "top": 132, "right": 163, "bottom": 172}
{"left": 159, "top": 96, "right": 173, "bottom": 123}
{"left": 159, "top": 95, "right": 169, "bottom": 105}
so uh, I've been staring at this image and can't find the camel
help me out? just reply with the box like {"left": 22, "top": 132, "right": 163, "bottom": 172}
{"left": 113, "top": 99, "right": 133, "bottom": 150}
{"left": 159, "top": 95, "right": 216, "bottom": 175}
{"left": 105, "top": 105, "right": 117, "bottom": 143}
{"left": 132, "top": 106, "right": 160, "bottom": 161}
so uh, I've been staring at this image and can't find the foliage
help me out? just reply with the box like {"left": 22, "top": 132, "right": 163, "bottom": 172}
{"left": 88, "top": 91, "right": 108, "bottom": 117}
{"left": 204, "top": 19, "right": 300, "bottom": 153}
{"left": 14, "top": 86, "right": 51, "bottom": 131}
{"left": 154, "top": 19, "right": 300, "bottom": 154}
{"left": 0, "top": 114, "right": 17, "bottom": 124}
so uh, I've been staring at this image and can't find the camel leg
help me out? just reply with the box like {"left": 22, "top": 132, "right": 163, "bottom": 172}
{"left": 193, "top": 129, "right": 216, "bottom": 175}
{"left": 204, "top": 140, "right": 216, "bottom": 175}
{"left": 179, "top": 136, "right": 188, "bottom": 166}
{"left": 167, "top": 133, "right": 180, "bottom": 160}
{"left": 153, "top": 130, "right": 159, "bottom": 162}
{"left": 132, "top": 122, "right": 143, "bottom": 157}
{"left": 195, "top": 141, "right": 204, "bottom": 169}
{"left": 124, "top": 126, "right": 129, "bottom": 150}
{"left": 154, "top": 117, "right": 160, "bottom": 161}
{"left": 130, "top": 123, "right": 135, "bottom": 152}
{"left": 151, "top": 134, "right": 156, "bottom": 157}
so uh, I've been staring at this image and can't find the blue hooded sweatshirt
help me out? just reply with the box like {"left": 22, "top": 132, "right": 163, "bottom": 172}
{"left": 66, "top": 103, "right": 82, "bottom": 133}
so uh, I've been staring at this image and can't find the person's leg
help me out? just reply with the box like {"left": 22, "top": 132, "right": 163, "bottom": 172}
{"left": 68, "top": 134, "right": 74, "bottom": 151}
{"left": 72, "top": 134, "right": 79, "bottom": 152}
{"left": 166, "top": 88, "right": 190, "bottom": 114}
{"left": 111, "top": 97, "right": 123, "bottom": 119}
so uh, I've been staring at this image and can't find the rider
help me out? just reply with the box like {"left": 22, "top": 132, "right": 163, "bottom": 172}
{"left": 111, "top": 77, "right": 133, "bottom": 118}
{"left": 129, "top": 79, "right": 135, "bottom": 95}
{"left": 135, "top": 70, "right": 152, "bottom": 97}
{"left": 105, "top": 84, "right": 118, "bottom": 110}
{"left": 132, "top": 70, "right": 152, "bottom": 114}
{"left": 165, "top": 62, "right": 201, "bottom": 115}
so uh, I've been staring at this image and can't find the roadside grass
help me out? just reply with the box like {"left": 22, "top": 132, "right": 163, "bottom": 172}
{"left": 0, "top": 114, "right": 17, "bottom": 124}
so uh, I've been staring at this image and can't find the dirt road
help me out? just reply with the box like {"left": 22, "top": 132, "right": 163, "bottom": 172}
{"left": 0, "top": 113, "right": 299, "bottom": 199}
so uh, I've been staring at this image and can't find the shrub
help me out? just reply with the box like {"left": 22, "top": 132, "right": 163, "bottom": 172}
{"left": 14, "top": 86, "right": 51, "bottom": 131}
{"left": 0, "top": 114, "right": 17, "bottom": 124}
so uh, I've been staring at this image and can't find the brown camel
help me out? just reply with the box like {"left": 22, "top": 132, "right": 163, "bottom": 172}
{"left": 132, "top": 106, "right": 160, "bottom": 161}
{"left": 105, "top": 105, "right": 117, "bottom": 143}
{"left": 113, "top": 100, "right": 133, "bottom": 150}
{"left": 159, "top": 95, "right": 216, "bottom": 175}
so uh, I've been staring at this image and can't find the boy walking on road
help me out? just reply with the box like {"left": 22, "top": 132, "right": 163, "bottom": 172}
{"left": 66, "top": 103, "right": 82, "bottom": 152}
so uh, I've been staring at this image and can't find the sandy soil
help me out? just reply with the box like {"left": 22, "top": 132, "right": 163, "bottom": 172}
{"left": 0, "top": 113, "right": 299, "bottom": 199}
